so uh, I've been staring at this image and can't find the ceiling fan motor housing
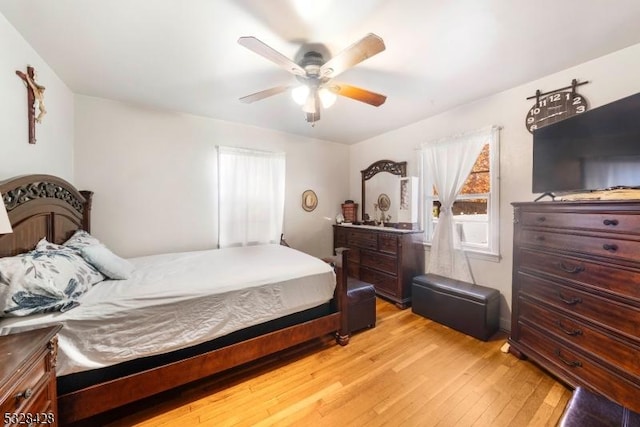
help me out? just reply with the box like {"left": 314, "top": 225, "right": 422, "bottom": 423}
{"left": 296, "top": 51, "right": 329, "bottom": 87}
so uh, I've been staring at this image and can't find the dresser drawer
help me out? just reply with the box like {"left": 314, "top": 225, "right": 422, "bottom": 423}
{"left": 347, "top": 230, "right": 377, "bottom": 250}
{"left": 519, "top": 325, "right": 640, "bottom": 411}
{"left": 520, "top": 229, "right": 640, "bottom": 264}
{"left": 360, "top": 250, "right": 397, "bottom": 276}
{"left": 517, "top": 273, "right": 640, "bottom": 341}
{"left": 519, "top": 248, "right": 640, "bottom": 302}
{"left": 378, "top": 234, "right": 398, "bottom": 254}
{"left": 361, "top": 267, "right": 397, "bottom": 295}
{"left": 520, "top": 210, "right": 640, "bottom": 235}
{"left": 0, "top": 354, "right": 47, "bottom": 415}
{"left": 519, "top": 298, "right": 640, "bottom": 381}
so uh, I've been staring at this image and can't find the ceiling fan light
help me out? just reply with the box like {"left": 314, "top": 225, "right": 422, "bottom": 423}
{"left": 291, "top": 85, "right": 309, "bottom": 105}
{"left": 319, "top": 88, "right": 337, "bottom": 108}
{"left": 302, "top": 91, "right": 316, "bottom": 114}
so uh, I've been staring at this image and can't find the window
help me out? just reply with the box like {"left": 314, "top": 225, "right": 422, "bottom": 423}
{"left": 422, "top": 128, "right": 500, "bottom": 257}
{"left": 217, "top": 146, "right": 285, "bottom": 248}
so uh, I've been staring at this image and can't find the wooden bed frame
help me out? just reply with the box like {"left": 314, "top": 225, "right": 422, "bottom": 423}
{"left": 0, "top": 174, "right": 350, "bottom": 425}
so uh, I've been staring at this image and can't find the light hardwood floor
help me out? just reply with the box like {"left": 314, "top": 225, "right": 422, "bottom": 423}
{"left": 104, "top": 299, "right": 571, "bottom": 426}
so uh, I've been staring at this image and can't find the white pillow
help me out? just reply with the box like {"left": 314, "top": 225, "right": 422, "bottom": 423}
{"left": 80, "top": 244, "right": 134, "bottom": 280}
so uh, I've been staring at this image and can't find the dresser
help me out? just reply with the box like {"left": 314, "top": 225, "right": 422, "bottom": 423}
{"left": 1, "top": 325, "right": 61, "bottom": 427}
{"left": 333, "top": 224, "right": 424, "bottom": 308}
{"left": 509, "top": 201, "right": 640, "bottom": 412}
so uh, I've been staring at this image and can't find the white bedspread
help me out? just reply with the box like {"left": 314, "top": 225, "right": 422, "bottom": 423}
{"left": 0, "top": 244, "right": 336, "bottom": 376}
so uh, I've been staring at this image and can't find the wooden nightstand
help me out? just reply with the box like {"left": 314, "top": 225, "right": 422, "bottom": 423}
{"left": 0, "top": 325, "right": 62, "bottom": 427}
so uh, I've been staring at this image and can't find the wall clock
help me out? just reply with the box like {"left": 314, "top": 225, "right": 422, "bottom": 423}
{"left": 525, "top": 79, "right": 589, "bottom": 134}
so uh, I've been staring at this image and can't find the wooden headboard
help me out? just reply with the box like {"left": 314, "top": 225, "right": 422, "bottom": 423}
{"left": 0, "top": 174, "right": 92, "bottom": 257}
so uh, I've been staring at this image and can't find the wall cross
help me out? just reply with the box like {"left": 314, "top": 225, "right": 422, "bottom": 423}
{"left": 15, "top": 66, "right": 46, "bottom": 144}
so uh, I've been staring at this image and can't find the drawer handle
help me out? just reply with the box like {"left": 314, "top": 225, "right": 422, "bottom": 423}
{"left": 602, "top": 243, "right": 618, "bottom": 252}
{"left": 536, "top": 216, "right": 546, "bottom": 222}
{"left": 558, "top": 262, "right": 584, "bottom": 274}
{"left": 556, "top": 320, "right": 583, "bottom": 336}
{"left": 558, "top": 292, "right": 582, "bottom": 305}
{"left": 603, "top": 219, "right": 619, "bottom": 226}
{"left": 15, "top": 387, "right": 33, "bottom": 400}
{"left": 554, "top": 349, "right": 582, "bottom": 368}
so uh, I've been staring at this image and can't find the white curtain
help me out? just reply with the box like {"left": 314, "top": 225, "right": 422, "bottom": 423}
{"left": 217, "top": 146, "right": 285, "bottom": 248}
{"left": 421, "top": 127, "right": 496, "bottom": 282}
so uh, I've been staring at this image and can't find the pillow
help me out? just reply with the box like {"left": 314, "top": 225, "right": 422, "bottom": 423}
{"left": 62, "top": 230, "right": 133, "bottom": 280}
{"left": 80, "top": 244, "right": 134, "bottom": 280}
{"left": 63, "top": 229, "right": 101, "bottom": 251}
{"left": 0, "top": 239, "right": 105, "bottom": 317}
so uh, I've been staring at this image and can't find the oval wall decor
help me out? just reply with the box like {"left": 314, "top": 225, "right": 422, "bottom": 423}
{"left": 302, "top": 189, "right": 318, "bottom": 212}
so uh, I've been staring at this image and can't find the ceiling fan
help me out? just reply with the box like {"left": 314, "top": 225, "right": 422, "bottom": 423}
{"left": 238, "top": 33, "right": 387, "bottom": 125}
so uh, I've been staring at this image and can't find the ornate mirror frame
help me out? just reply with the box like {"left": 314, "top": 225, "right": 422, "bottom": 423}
{"left": 361, "top": 160, "right": 407, "bottom": 224}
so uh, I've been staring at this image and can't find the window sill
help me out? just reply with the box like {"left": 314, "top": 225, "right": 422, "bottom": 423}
{"left": 421, "top": 242, "right": 501, "bottom": 263}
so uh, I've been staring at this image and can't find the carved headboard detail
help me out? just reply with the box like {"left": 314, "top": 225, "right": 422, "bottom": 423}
{"left": 0, "top": 175, "right": 92, "bottom": 257}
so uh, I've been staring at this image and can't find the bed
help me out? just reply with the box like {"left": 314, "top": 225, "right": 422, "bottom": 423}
{"left": 0, "top": 174, "right": 349, "bottom": 425}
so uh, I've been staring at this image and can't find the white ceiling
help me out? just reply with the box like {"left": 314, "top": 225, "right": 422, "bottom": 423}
{"left": 2, "top": 0, "right": 640, "bottom": 144}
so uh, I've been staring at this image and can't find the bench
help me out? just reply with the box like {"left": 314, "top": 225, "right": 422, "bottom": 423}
{"left": 559, "top": 387, "right": 640, "bottom": 426}
{"left": 323, "top": 252, "right": 376, "bottom": 334}
{"left": 412, "top": 273, "right": 499, "bottom": 341}
{"left": 345, "top": 278, "right": 376, "bottom": 333}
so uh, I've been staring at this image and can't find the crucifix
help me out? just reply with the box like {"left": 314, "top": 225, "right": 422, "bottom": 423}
{"left": 15, "top": 66, "right": 47, "bottom": 144}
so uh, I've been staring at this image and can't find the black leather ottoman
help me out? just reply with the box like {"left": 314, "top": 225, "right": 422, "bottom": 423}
{"left": 323, "top": 253, "right": 376, "bottom": 334}
{"left": 347, "top": 278, "right": 376, "bottom": 333}
{"left": 412, "top": 273, "right": 499, "bottom": 341}
{"left": 559, "top": 387, "right": 640, "bottom": 426}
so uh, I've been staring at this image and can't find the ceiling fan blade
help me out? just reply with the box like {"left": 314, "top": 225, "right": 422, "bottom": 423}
{"left": 238, "top": 36, "right": 305, "bottom": 76}
{"left": 330, "top": 83, "right": 387, "bottom": 107}
{"left": 320, "top": 33, "right": 385, "bottom": 78}
{"left": 239, "top": 85, "right": 291, "bottom": 103}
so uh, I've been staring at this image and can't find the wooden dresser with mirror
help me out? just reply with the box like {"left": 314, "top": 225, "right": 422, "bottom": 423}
{"left": 334, "top": 159, "right": 424, "bottom": 308}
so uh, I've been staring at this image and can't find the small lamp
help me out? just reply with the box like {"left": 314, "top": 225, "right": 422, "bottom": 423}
{"left": 0, "top": 192, "right": 12, "bottom": 234}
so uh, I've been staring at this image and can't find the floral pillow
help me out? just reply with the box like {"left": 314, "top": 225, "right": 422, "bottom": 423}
{"left": 0, "top": 239, "right": 105, "bottom": 317}
{"left": 63, "top": 230, "right": 102, "bottom": 251}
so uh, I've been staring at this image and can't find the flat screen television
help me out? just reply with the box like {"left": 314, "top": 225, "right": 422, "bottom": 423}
{"left": 532, "top": 91, "right": 640, "bottom": 194}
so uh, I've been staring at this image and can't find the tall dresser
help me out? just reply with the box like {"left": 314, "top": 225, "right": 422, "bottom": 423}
{"left": 333, "top": 224, "right": 424, "bottom": 308}
{"left": 510, "top": 200, "right": 640, "bottom": 412}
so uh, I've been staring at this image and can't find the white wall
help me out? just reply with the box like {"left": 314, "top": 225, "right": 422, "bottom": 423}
{"left": 349, "top": 43, "right": 640, "bottom": 330}
{"left": 74, "top": 96, "right": 349, "bottom": 258}
{"left": 0, "top": 13, "right": 74, "bottom": 181}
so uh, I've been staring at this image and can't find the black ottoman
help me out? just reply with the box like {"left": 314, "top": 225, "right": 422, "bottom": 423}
{"left": 412, "top": 273, "right": 499, "bottom": 341}
{"left": 559, "top": 387, "right": 640, "bottom": 426}
{"left": 347, "top": 278, "right": 376, "bottom": 333}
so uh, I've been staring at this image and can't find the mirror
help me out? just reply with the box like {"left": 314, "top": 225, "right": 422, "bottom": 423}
{"left": 361, "top": 160, "right": 406, "bottom": 226}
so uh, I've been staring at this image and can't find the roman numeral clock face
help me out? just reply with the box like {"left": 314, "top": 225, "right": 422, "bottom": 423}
{"left": 526, "top": 92, "right": 588, "bottom": 133}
